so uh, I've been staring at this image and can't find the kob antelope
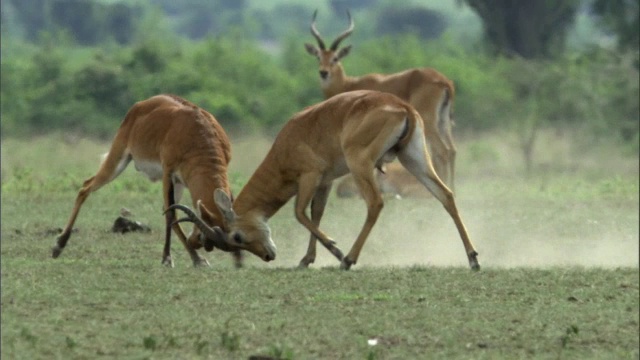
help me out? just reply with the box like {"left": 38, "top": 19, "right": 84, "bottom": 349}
{"left": 305, "top": 10, "right": 457, "bottom": 191}
{"left": 51, "top": 94, "right": 276, "bottom": 267}
{"left": 170, "top": 90, "right": 480, "bottom": 270}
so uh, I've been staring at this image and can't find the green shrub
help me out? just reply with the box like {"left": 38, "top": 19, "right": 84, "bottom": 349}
{"left": 0, "top": 24, "right": 636, "bottom": 155}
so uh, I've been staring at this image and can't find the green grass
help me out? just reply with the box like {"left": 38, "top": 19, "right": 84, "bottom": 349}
{"left": 1, "top": 133, "right": 639, "bottom": 359}
{"left": 1, "top": 257, "right": 638, "bottom": 359}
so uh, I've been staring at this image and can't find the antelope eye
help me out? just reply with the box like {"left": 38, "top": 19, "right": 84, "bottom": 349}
{"left": 232, "top": 233, "right": 244, "bottom": 244}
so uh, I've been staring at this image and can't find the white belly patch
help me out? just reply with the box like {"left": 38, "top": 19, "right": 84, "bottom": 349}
{"left": 134, "top": 160, "right": 164, "bottom": 182}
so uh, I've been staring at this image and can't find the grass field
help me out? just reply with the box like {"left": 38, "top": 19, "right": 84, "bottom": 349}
{"left": 1, "top": 131, "right": 638, "bottom": 359}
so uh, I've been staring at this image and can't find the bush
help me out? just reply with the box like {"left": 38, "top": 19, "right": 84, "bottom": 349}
{"left": 0, "top": 26, "right": 636, "bottom": 156}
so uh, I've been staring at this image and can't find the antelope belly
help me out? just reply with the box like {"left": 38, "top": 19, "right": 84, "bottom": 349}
{"left": 134, "top": 160, "right": 163, "bottom": 182}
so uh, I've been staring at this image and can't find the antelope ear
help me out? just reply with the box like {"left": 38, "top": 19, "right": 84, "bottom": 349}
{"left": 214, "top": 188, "right": 236, "bottom": 225}
{"left": 337, "top": 45, "right": 351, "bottom": 60}
{"left": 304, "top": 43, "right": 319, "bottom": 57}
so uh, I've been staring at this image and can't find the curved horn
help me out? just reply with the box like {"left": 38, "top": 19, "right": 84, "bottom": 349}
{"left": 165, "top": 204, "right": 235, "bottom": 252}
{"left": 329, "top": 10, "right": 354, "bottom": 51}
{"left": 310, "top": 10, "right": 326, "bottom": 50}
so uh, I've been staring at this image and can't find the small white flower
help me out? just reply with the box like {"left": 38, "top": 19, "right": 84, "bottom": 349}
{"left": 367, "top": 338, "right": 378, "bottom": 346}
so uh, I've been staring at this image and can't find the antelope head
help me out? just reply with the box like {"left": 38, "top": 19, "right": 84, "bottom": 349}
{"left": 304, "top": 10, "right": 354, "bottom": 83}
{"left": 170, "top": 189, "right": 277, "bottom": 262}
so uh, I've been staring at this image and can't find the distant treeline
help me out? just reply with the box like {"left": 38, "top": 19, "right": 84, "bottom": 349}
{"left": 1, "top": 0, "right": 456, "bottom": 45}
{"left": 1, "top": 0, "right": 638, "bottom": 151}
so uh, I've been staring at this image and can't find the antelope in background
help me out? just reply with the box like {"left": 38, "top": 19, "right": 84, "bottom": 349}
{"left": 304, "top": 10, "right": 457, "bottom": 195}
{"left": 52, "top": 94, "right": 276, "bottom": 267}
{"left": 336, "top": 162, "right": 431, "bottom": 199}
{"left": 170, "top": 90, "right": 480, "bottom": 271}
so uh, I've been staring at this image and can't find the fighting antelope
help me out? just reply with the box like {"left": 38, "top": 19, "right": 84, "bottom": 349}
{"left": 51, "top": 94, "right": 276, "bottom": 267}
{"left": 170, "top": 90, "right": 480, "bottom": 270}
{"left": 304, "top": 10, "right": 457, "bottom": 191}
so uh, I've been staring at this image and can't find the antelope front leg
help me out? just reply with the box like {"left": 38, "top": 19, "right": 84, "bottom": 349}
{"left": 295, "top": 174, "right": 344, "bottom": 264}
{"left": 162, "top": 209, "right": 175, "bottom": 268}
{"left": 163, "top": 181, "right": 211, "bottom": 268}
{"left": 298, "top": 184, "right": 332, "bottom": 268}
{"left": 340, "top": 171, "right": 384, "bottom": 270}
{"left": 232, "top": 250, "right": 243, "bottom": 269}
{"left": 299, "top": 236, "right": 317, "bottom": 269}
{"left": 162, "top": 179, "right": 178, "bottom": 267}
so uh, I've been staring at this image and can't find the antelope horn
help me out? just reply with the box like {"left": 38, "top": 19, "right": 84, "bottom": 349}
{"left": 329, "top": 10, "right": 354, "bottom": 50}
{"left": 310, "top": 10, "right": 326, "bottom": 50}
{"left": 165, "top": 204, "right": 235, "bottom": 252}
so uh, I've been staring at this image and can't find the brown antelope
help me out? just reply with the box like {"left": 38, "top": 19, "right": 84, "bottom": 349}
{"left": 304, "top": 10, "right": 457, "bottom": 192}
{"left": 170, "top": 90, "right": 480, "bottom": 270}
{"left": 51, "top": 94, "right": 276, "bottom": 267}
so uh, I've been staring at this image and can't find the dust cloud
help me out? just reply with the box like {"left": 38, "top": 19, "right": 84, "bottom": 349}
{"left": 269, "top": 197, "right": 639, "bottom": 269}
{"left": 229, "top": 133, "right": 639, "bottom": 269}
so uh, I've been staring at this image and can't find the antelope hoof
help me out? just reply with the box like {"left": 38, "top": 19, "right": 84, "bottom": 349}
{"left": 51, "top": 244, "right": 63, "bottom": 258}
{"left": 328, "top": 246, "right": 344, "bottom": 261}
{"left": 340, "top": 257, "right": 355, "bottom": 270}
{"left": 233, "top": 250, "right": 244, "bottom": 269}
{"left": 193, "top": 257, "right": 210, "bottom": 267}
{"left": 298, "top": 257, "right": 314, "bottom": 269}
{"left": 162, "top": 256, "right": 174, "bottom": 268}
{"left": 468, "top": 251, "right": 480, "bottom": 271}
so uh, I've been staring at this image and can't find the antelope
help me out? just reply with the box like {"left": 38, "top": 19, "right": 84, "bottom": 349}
{"left": 170, "top": 90, "right": 480, "bottom": 270}
{"left": 304, "top": 10, "right": 457, "bottom": 191}
{"left": 51, "top": 94, "right": 276, "bottom": 267}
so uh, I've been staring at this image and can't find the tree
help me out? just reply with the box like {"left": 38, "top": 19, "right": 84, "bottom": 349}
{"left": 50, "top": 0, "right": 98, "bottom": 45}
{"left": 591, "top": 0, "right": 639, "bottom": 51}
{"left": 7, "top": 0, "right": 47, "bottom": 41}
{"left": 376, "top": 7, "right": 448, "bottom": 40}
{"left": 154, "top": 0, "right": 247, "bottom": 39}
{"left": 330, "top": 0, "right": 378, "bottom": 14}
{"left": 462, "top": 0, "right": 580, "bottom": 58}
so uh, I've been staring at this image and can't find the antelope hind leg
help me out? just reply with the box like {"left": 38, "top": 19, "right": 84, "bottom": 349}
{"left": 398, "top": 129, "right": 480, "bottom": 270}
